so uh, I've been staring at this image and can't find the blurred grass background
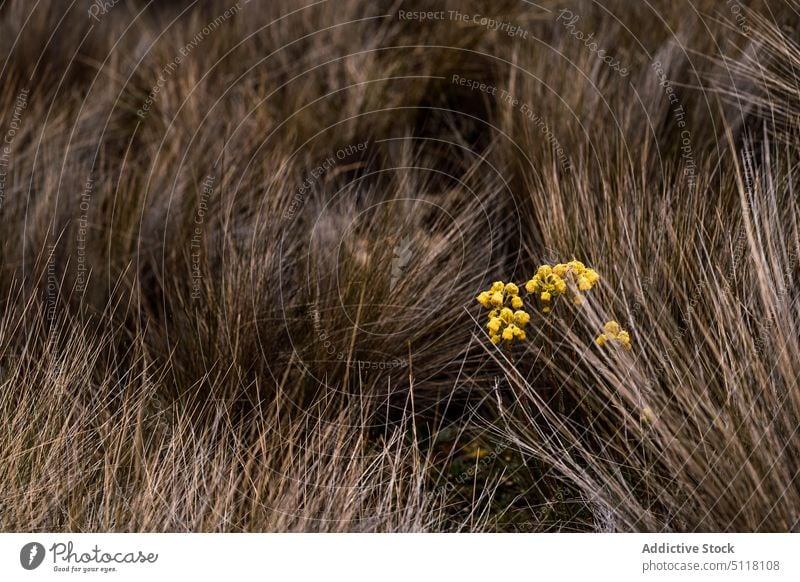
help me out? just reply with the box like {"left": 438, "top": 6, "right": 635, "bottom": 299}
{"left": 0, "top": 0, "right": 798, "bottom": 531}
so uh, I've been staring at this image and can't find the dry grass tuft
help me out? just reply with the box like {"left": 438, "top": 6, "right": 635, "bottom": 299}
{"left": 0, "top": 0, "right": 798, "bottom": 531}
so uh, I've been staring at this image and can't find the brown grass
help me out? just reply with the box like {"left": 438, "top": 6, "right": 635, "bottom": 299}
{"left": 0, "top": 0, "right": 798, "bottom": 531}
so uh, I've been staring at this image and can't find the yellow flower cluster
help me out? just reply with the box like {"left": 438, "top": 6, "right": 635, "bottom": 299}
{"left": 477, "top": 282, "right": 531, "bottom": 345}
{"left": 476, "top": 261, "right": 600, "bottom": 345}
{"left": 477, "top": 281, "right": 524, "bottom": 310}
{"left": 524, "top": 261, "right": 600, "bottom": 313}
{"left": 595, "top": 320, "right": 632, "bottom": 350}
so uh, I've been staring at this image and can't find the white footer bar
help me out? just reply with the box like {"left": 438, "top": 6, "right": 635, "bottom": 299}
{"left": 1, "top": 533, "right": 797, "bottom": 581}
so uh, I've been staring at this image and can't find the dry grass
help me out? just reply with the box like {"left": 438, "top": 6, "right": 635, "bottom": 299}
{"left": 0, "top": 0, "right": 798, "bottom": 532}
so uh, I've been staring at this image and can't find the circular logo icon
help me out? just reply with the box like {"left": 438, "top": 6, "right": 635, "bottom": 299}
{"left": 20, "top": 542, "right": 45, "bottom": 570}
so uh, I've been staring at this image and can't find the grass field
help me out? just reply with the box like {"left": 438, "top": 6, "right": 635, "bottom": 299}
{"left": 0, "top": 0, "right": 799, "bottom": 532}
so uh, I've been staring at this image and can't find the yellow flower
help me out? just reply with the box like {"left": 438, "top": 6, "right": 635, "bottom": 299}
{"left": 479, "top": 280, "right": 530, "bottom": 315}
{"left": 553, "top": 263, "right": 569, "bottom": 277}
{"left": 477, "top": 280, "right": 533, "bottom": 345}
{"left": 596, "top": 321, "right": 632, "bottom": 351}
{"left": 513, "top": 310, "right": 530, "bottom": 326}
{"left": 476, "top": 260, "right": 601, "bottom": 342}
{"left": 527, "top": 261, "right": 597, "bottom": 313}
{"left": 567, "top": 260, "right": 586, "bottom": 273}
